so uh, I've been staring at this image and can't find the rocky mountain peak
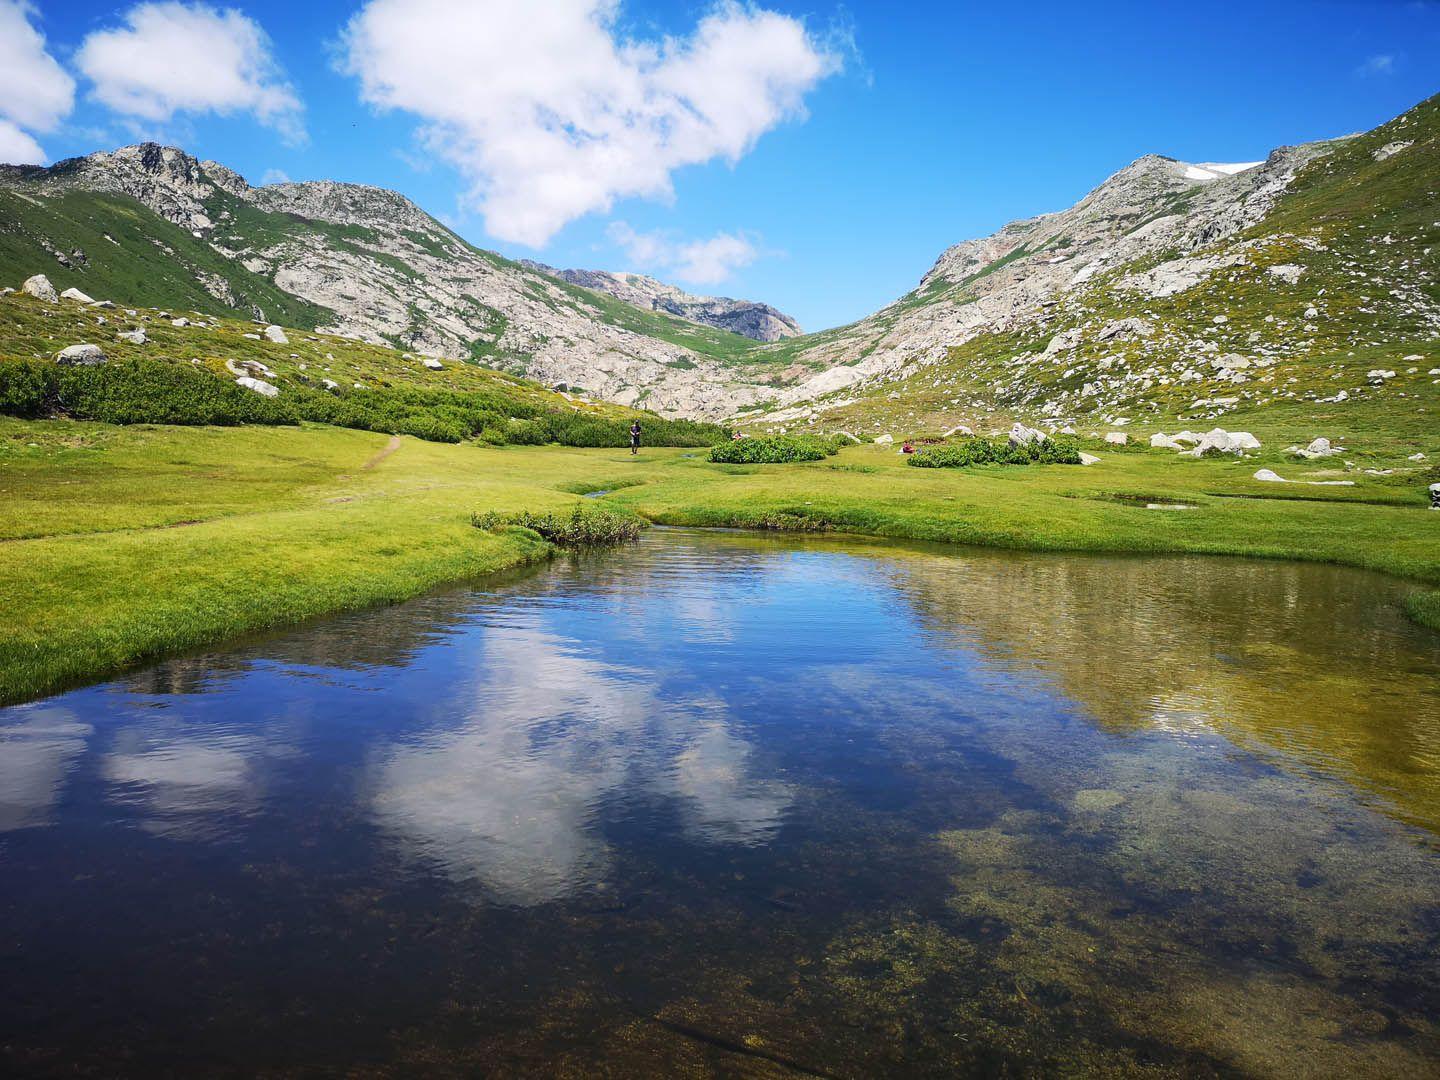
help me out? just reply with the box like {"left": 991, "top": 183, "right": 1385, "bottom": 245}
{"left": 523, "top": 262, "right": 802, "bottom": 342}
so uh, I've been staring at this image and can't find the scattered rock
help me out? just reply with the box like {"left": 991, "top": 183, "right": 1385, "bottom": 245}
{"left": 59, "top": 287, "right": 95, "bottom": 304}
{"left": 1290, "top": 437, "right": 1342, "bottom": 459}
{"left": 90, "top": 299, "right": 114, "bottom": 309}
{"left": 1078, "top": 452, "right": 1101, "bottom": 466}
{"left": 1104, "top": 432, "right": 1128, "bottom": 446}
{"left": 55, "top": 343, "right": 107, "bottom": 366}
{"left": 1008, "top": 423, "right": 1048, "bottom": 448}
{"left": 1254, "top": 469, "right": 1286, "bottom": 483}
{"left": 263, "top": 325, "right": 289, "bottom": 344}
{"left": 116, "top": 328, "right": 146, "bottom": 345}
{"left": 421, "top": 357, "right": 444, "bottom": 370}
{"left": 833, "top": 430, "right": 862, "bottom": 444}
{"left": 1266, "top": 264, "right": 1305, "bottom": 285}
{"left": 22, "top": 274, "right": 58, "bottom": 302}
{"left": 1182, "top": 428, "right": 1260, "bottom": 457}
{"left": 226, "top": 358, "right": 276, "bottom": 379}
{"left": 1408, "top": 453, "right": 1427, "bottom": 462}
{"left": 873, "top": 433, "right": 894, "bottom": 445}
{"left": 942, "top": 424, "right": 975, "bottom": 438}
{"left": 1367, "top": 369, "right": 1396, "bottom": 383}
{"left": 1373, "top": 140, "right": 1413, "bottom": 162}
{"left": 235, "top": 376, "right": 279, "bottom": 397}
{"left": 171, "top": 317, "right": 190, "bottom": 328}
{"left": 1431, "top": 483, "right": 1440, "bottom": 510}
{"left": 1150, "top": 433, "right": 1183, "bottom": 449}
{"left": 321, "top": 378, "right": 340, "bottom": 391}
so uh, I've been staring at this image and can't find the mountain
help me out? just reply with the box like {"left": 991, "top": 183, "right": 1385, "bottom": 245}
{"left": 521, "top": 263, "right": 802, "bottom": 342}
{"left": 0, "top": 144, "right": 770, "bottom": 418}
{"left": 745, "top": 94, "right": 1439, "bottom": 433}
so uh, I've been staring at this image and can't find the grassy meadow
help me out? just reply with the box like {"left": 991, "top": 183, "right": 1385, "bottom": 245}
{"left": 3, "top": 411, "right": 1437, "bottom": 704}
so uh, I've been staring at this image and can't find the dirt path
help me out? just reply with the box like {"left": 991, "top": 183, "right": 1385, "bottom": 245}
{"left": 362, "top": 435, "right": 403, "bottom": 470}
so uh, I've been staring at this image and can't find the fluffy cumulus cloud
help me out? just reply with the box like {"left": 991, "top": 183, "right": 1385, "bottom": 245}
{"left": 0, "top": 1, "right": 76, "bottom": 164}
{"left": 340, "top": 0, "right": 841, "bottom": 246}
{"left": 609, "top": 221, "right": 758, "bottom": 285}
{"left": 76, "top": 2, "right": 305, "bottom": 143}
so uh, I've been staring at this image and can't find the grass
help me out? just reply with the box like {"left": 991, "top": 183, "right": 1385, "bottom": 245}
{"left": 2, "top": 416, "right": 1438, "bottom": 704}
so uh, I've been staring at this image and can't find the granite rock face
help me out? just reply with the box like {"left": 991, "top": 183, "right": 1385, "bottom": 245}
{"left": 524, "top": 264, "right": 802, "bottom": 342}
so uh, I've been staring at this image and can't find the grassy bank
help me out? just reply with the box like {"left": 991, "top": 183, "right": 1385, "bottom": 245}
{"left": 2, "top": 415, "right": 1438, "bottom": 704}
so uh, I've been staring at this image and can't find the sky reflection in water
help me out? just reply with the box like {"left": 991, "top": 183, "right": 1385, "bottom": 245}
{"left": 1, "top": 529, "right": 1438, "bottom": 1076}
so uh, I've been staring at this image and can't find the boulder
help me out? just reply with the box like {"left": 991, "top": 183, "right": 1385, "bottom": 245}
{"left": 1184, "top": 428, "right": 1259, "bottom": 457}
{"left": 874, "top": 434, "right": 894, "bottom": 445}
{"left": 1150, "top": 433, "right": 1182, "bottom": 449}
{"left": 1254, "top": 469, "right": 1287, "bottom": 483}
{"left": 226, "top": 358, "right": 275, "bottom": 379}
{"left": 235, "top": 376, "right": 279, "bottom": 398}
{"left": 263, "top": 325, "right": 289, "bottom": 344}
{"left": 421, "top": 357, "right": 444, "bottom": 370}
{"left": 321, "top": 378, "right": 340, "bottom": 391}
{"left": 171, "top": 317, "right": 190, "bottom": 328}
{"left": 1292, "top": 437, "right": 1341, "bottom": 460}
{"left": 1408, "top": 453, "right": 1427, "bottom": 462}
{"left": 22, "top": 274, "right": 58, "bottom": 302}
{"left": 116, "top": 329, "right": 147, "bottom": 345}
{"left": 90, "top": 299, "right": 114, "bottom": 309}
{"left": 942, "top": 424, "right": 975, "bottom": 438}
{"left": 55, "top": 343, "right": 106, "bottom": 366}
{"left": 1078, "top": 452, "right": 1101, "bottom": 466}
{"left": 1104, "top": 432, "right": 1128, "bottom": 446}
{"left": 1008, "top": 423, "right": 1048, "bottom": 448}
{"left": 59, "top": 287, "right": 95, "bottom": 304}
{"left": 1431, "top": 483, "right": 1440, "bottom": 511}
{"left": 833, "top": 430, "right": 862, "bottom": 444}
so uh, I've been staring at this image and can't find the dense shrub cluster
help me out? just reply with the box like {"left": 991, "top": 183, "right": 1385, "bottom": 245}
{"left": 906, "top": 437, "right": 1082, "bottom": 468}
{"left": 472, "top": 504, "right": 645, "bottom": 546}
{"left": 0, "top": 358, "right": 727, "bottom": 448}
{"left": 707, "top": 434, "right": 845, "bottom": 464}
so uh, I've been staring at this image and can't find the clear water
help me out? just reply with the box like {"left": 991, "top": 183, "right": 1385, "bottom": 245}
{"left": 2, "top": 529, "right": 1439, "bottom": 1076}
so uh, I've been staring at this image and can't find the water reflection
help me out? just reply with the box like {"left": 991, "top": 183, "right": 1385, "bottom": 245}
{"left": 1, "top": 529, "right": 1438, "bottom": 1076}
{"left": 371, "top": 619, "right": 790, "bottom": 904}
{"left": 0, "top": 706, "right": 91, "bottom": 830}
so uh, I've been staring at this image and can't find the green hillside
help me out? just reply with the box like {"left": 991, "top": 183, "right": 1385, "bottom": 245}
{"left": 0, "top": 188, "right": 329, "bottom": 328}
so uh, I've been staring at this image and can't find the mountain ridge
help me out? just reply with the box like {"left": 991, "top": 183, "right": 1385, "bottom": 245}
{"left": 520, "top": 261, "right": 802, "bottom": 342}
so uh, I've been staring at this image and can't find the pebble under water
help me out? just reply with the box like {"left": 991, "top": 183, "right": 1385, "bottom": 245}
{"left": 2, "top": 528, "right": 1439, "bottom": 1077}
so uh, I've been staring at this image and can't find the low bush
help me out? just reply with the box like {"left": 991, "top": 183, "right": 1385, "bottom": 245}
{"left": 907, "top": 437, "right": 1082, "bottom": 468}
{"left": 708, "top": 434, "right": 844, "bottom": 464}
{"left": 472, "top": 504, "right": 646, "bottom": 546}
{"left": 0, "top": 356, "right": 729, "bottom": 448}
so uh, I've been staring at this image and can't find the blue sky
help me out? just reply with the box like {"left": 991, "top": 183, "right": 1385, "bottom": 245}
{"left": 6, "top": 0, "right": 1439, "bottom": 331}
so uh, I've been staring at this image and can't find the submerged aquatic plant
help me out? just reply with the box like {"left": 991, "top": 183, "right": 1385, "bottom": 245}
{"left": 471, "top": 504, "right": 646, "bottom": 546}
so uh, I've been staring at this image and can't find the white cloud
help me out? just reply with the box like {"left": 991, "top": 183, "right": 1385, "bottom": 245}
{"left": 77, "top": 2, "right": 305, "bottom": 144}
{"left": 260, "top": 167, "right": 291, "bottom": 185}
{"left": 341, "top": 0, "right": 842, "bottom": 246}
{"left": 1358, "top": 54, "right": 1396, "bottom": 77}
{"left": 609, "top": 221, "right": 759, "bottom": 285}
{"left": 0, "top": 1, "right": 76, "bottom": 164}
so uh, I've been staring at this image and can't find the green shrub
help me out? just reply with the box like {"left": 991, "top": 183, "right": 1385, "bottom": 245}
{"left": 0, "top": 361, "right": 51, "bottom": 416}
{"left": 0, "top": 356, "right": 728, "bottom": 449}
{"left": 708, "top": 434, "right": 842, "bottom": 464}
{"left": 907, "top": 437, "right": 1082, "bottom": 468}
{"left": 472, "top": 504, "right": 645, "bottom": 546}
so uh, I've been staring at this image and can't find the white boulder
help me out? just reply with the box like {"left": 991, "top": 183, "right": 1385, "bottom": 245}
{"left": 874, "top": 434, "right": 894, "bottom": 445}
{"left": 235, "top": 376, "right": 279, "bottom": 398}
{"left": 55, "top": 343, "right": 107, "bottom": 366}
{"left": 1104, "top": 432, "right": 1128, "bottom": 446}
{"left": 171, "top": 317, "right": 190, "bottom": 328}
{"left": 1254, "top": 469, "right": 1287, "bottom": 483}
{"left": 421, "top": 357, "right": 444, "bottom": 370}
{"left": 1150, "top": 433, "right": 1182, "bottom": 449}
{"left": 226, "top": 358, "right": 275, "bottom": 379}
{"left": 1008, "top": 423, "right": 1048, "bottom": 448}
{"left": 1431, "top": 483, "right": 1440, "bottom": 510}
{"left": 116, "top": 329, "right": 146, "bottom": 345}
{"left": 59, "top": 287, "right": 95, "bottom": 304}
{"left": 263, "top": 325, "right": 289, "bottom": 344}
{"left": 22, "top": 274, "right": 58, "bottom": 302}
{"left": 942, "top": 424, "right": 975, "bottom": 438}
{"left": 1078, "top": 452, "right": 1101, "bottom": 466}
